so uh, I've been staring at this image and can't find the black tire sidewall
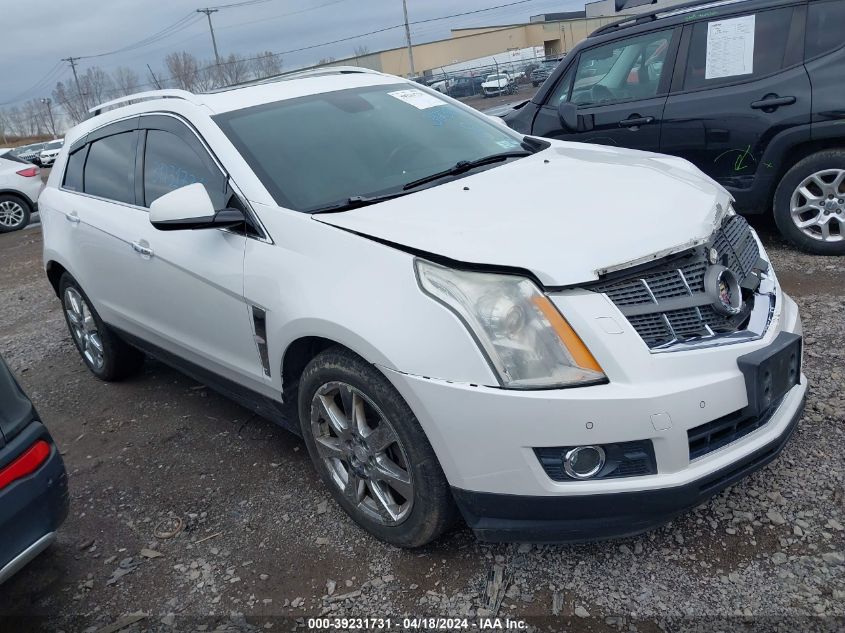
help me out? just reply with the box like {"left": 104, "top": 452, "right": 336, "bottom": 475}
{"left": 774, "top": 150, "right": 845, "bottom": 255}
{"left": 297, "top": 347, "right": 455, "bottom": 547}
{"left": 0, "top": 195, "right": 31, "bottom": 233}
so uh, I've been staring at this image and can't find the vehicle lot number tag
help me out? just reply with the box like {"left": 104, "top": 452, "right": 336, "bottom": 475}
{"left": 705, "top": 14, "right": 755, "bottom": 80}
{"left": 388, "top": 89, "right": 446, "bottom": 109}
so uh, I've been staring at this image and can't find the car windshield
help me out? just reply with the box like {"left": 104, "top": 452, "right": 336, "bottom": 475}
{"left": 44, "top": 140, "right": 63, "bottom": 149}
{"left": 214, "top": 83, "right": 527, "bottom": 212}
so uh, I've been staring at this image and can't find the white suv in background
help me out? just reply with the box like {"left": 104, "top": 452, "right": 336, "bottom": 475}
{"left": 38, "top": 139, "right": 64, "bottom": 167}
{"left": 0, "top": 153, "right": 42, "bottom": 232}
{"left": 39, "top": 68, "right": 806, "bottom": 547}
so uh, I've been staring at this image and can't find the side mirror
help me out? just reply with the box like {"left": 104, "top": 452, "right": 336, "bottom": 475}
{"left": 557, "top": 101, "right": 579, "bottom": 132}
{"left": 149, "top": 183, "right": 245, "bottom": 231}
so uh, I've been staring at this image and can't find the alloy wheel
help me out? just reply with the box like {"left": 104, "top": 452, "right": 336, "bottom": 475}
{"left": 64, "top": 287, "right": 105, "bottom": 370}
{"left": 310, "top": 381, "right": 414, "bottom": 525}
{"left": 0, "top": 200, "right": 25, "bottom": 229}
{"left": 789, "top": 169, "right": 845, "bottom": 242}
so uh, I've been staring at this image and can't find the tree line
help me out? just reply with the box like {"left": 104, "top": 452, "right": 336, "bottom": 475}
{"left": 0, "top": 50, "right": 283, "bottom": 142}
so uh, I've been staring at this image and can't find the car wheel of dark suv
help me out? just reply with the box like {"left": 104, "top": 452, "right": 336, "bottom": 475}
{"left": 774, "top": 150, "right": 845, "bottom": 255}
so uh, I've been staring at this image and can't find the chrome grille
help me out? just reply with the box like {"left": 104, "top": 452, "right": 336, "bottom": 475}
{"left": 588, "top": 215, "right": 763, "bottom": 349}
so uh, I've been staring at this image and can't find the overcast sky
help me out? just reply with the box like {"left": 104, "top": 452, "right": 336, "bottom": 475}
{"left": 2, "top": 0, "right": 582, "bottom": 105}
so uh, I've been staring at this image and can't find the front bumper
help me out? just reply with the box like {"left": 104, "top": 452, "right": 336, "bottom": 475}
{"left": 452, "top": 393, "right": 804, "bottom": 542}
{"left": 381, "top": 286, "right": 806, "bottom": 542}
{"left": 0, "top": 422, "right": 69, "bottom": 585}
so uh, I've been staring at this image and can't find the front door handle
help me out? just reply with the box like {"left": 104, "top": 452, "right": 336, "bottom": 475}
{"left": 131, "top": 241, "right": 154, "bottom": 258}
{"left": 619, "top": 116, "right": 655, "bottom": 128}
{"left": 750, "top": 95, "right": 796, "bottom": 110}
{"left": 65, "top": 211, "right": 80, "bottom": 224}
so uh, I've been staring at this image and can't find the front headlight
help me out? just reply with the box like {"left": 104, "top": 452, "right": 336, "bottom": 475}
{"left": 415, "top": 259, "right": 605, "bottom": 389}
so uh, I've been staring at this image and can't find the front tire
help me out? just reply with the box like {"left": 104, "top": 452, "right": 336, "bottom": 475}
{"left": 59, "top": 273, "right": 144, "bottom": 381}
{"left": 773, "top": 150, "right": 845, "bottom": 255}
{"left": 298, "top": 347, "right": 456, "bottom": 547}
{"left": 0, "top": 195, "right": 31, "bottom": 233}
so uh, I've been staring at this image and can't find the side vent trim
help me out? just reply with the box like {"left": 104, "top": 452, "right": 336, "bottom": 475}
{"left": 251, "top": 306, "right": 272, "bottom": 377}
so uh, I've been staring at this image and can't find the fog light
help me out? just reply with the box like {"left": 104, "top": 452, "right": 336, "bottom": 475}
{"left": 563, "top": 445, "right": 605, "bottom": 480}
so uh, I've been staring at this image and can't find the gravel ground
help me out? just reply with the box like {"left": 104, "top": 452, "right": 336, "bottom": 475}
{"left": 0, "top": 216, "right": 843, "bottom": 633}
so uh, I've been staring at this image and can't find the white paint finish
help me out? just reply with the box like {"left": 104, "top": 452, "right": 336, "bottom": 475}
{"left": 316, "top": 143, "right": 732, "bottom": 286}
{"left": 0, "top": 156, "right": 43, "bottom": 206}
{"left": 148, "top": 183, "right": 215, "bottom": 223}
{"left": 651, "top": 412, "right": 673, "bottom": 432}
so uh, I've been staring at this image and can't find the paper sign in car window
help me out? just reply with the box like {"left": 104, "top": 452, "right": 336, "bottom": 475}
{"left": 705, "top": 14, "right": 755, "bottom": 80}
{"left": 388, "top": 89, "right": 446, "bottom": 109}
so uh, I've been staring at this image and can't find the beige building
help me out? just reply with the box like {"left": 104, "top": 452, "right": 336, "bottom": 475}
{"left": 320, "top": 14, "right": 627, "bottom": 78}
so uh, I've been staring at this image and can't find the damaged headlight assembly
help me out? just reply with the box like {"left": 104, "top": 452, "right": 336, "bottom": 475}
{"left": 415, "top": 259, "right": 606, "bottom": 389}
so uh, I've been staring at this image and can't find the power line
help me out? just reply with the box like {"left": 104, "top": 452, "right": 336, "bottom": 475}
{"left": 78, "top": 13, "right": 203, "bottom": 60}
{"left": 0, "top": 62, "right": 65, "bottom": 106}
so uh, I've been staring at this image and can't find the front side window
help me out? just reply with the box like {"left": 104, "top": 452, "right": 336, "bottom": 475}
{"left": 214, "top": 83, "right": 527, "bottom": 212}
{"left": 83, "top": 132, "right": 136, "bottom": 204}
{"left": 683, "top": 8, "right": 794, "bottom": 91}
{"left": 806, "top": 0, "right": 845, "bottom": 59}
{"left": 567, "top": 29, "right": 672, "bottom": 106}
{"left": 142, "top": 129, "right": 226, "bottom": 209}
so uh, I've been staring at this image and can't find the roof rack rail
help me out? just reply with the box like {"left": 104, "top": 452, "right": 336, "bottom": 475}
{"left": 89, "top": 89, "right": 199, "bottom": 116}
{"left": 589, "top": 0, "right": 751, "bottom": 37}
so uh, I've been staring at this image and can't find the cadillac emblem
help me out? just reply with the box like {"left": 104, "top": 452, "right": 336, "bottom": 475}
{"left": 704, "top": 265, "right": 743, "bottom": 316}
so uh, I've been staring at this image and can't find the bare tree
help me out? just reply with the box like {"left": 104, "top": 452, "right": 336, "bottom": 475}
{"left": 353, "top": 45, "right": 370, "bottom": 57}
{"left": 53, "top": 81, "right": 87, "bottom": 124}
{"left": 250, "top": 51, "right": 282, "bottom": 80}
{"left": 0, "top": 110, "right": 10, "bottom": 143}
{"left": 165, "top": 51, "right": 202, "bottom": 91}
{"left": 112, "top": 66, "right": 141, "bottom": 97}
{"left": 317, "top": 56, "right": 336, "bottom": 65}
{"left": 218, "top": 53, "right": 251, "bottom": 87}
{"left": 87, "top": 67, "right": 114, "bottom": 107}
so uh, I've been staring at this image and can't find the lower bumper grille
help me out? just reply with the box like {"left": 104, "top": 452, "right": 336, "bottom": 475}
{"left": 687, "top": 398, "right": 783, "bottom": 460}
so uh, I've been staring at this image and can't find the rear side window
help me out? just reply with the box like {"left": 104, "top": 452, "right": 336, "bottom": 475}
{"left": 806, "top": 0, "right": 845, "bottom": 59}
{"left": 142, "top": 129, "right": 226, "bottom": 209}
{"left": 63, "top": 147, "right": 87, "bottom": 192}
{"left": 84, "top": 132, "right": 136, "bottom": 204}
{"left": 683, "top": 8, "right": 794, "bottom": 91}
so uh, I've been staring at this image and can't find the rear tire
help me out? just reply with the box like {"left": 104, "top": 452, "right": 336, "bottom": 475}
{"left": 773, "top": 150, "right": 845, "bottom": 255}
{"left": 0, "top": 195, "right": 31, "bottom": 233}
{"left": 298, "top": 346, "right": 457, "bottom": 547}
{"left": 59, "top": 273, "right": 144, "bottom": 381}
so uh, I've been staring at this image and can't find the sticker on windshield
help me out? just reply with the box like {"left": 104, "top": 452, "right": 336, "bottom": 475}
{"left": 705, "top": 14, "right": 755, "bottom": 80}
{"left": 388, "top": 89, "right": 446, "bottom": 109}
{"left": 496, "top": 139, "right": 521, "bottom": 149}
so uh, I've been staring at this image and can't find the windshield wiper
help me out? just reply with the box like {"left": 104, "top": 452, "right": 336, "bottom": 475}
{"left": 310, "top": 191, "right": 411, "bottom": 214}
{"left": 310, "top": 149, "right": 535, "bottom": 214}
{"left": 401, "top": 150, "right": 532, "bottom": 191}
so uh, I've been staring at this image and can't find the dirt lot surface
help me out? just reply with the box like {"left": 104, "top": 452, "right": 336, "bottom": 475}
{"left": 0, "top": 217, "right": 843, "bottom": 632}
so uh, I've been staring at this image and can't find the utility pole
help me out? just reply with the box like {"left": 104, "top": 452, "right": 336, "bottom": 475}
{"left": 197, "top": 8, "right": 222, "bottom": 67}
{"left": 62, "top": 56, "right": 86, "bottom": 110}
{"left": 147, "top": 64, "right": 163, "bottom": 89}
{"left": 40, "top": 98, "right": 57, "bottom": 137}
{"left": 401, "top": 0, "right": 416, "bottom": 77}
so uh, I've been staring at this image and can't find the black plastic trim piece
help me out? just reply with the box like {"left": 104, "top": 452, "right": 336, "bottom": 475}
{"left": 251, "top": 306, "right": 272, "bottom": 378}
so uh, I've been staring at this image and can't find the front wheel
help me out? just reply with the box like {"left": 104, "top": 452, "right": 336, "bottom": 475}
{"left": 298, "top": 347, "right": 456, "bottom": 547}
{"left": 773, "top": 150, "right": 845, "bottom": 255}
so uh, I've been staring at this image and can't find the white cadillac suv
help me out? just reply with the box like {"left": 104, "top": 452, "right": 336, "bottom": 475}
{"left": 39, "top": 68, "right": 806, "bottom": 547}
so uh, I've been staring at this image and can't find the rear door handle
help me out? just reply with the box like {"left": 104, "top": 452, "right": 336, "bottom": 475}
{"left": 750, "top": 96, "right": 796, "bottom": 110}
{"left": 131, "top": 241, "right": 154, "bottom": 258}
{"left": 619, "top": 116, "right": 655, "bottom": 128}
{"left": 65, "top": 211, "right": 80, "bottom": 224}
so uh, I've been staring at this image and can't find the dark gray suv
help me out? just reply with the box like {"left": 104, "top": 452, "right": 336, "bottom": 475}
{"left": 504, "top": 0, "right": 845, "bottom": 254}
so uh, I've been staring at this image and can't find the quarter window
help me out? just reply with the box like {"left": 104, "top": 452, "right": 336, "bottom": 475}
{"left": 142, "top": 129, "right": 225, "bottom": 209}
{"left": 63, "top": 146, "right": 87, "bottom": 192}
{"left": 806, "top": 0, "right": 845, "bottom": 59}
{"left": 682, "top": 9, "right": 794, "bottom": 91}
{"left": 83, "top": 132, "right": 137, "bottom": 204}
{"left": 565, "top": 29, "right": 672, "bottom": 106}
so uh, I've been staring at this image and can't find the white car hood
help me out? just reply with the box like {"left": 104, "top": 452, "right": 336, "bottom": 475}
{"left": 315, "top": 142, "right": 732, "bottom": 287}
{"left": 482, "top": 79, "right": 508, "bottom": 88}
